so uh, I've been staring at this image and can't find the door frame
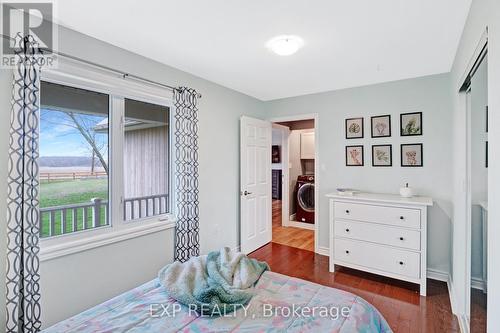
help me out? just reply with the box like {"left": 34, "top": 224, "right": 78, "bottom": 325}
{"left": 271, "top": 123, "right": 290, "bottom": 227}
{"left": 269, "top": 113, "right": 320, "bottom": 254}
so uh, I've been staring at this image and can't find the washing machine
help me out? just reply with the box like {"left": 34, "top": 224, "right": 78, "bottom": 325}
{"left": 295, "top": 175, "right": 315, "bottom": 224}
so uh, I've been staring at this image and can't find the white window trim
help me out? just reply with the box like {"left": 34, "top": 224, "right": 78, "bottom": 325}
{"left": 40, "top": 219, "right": 176, "bottom": 261}
{"left": 39, "top": 56, "right": 176, "bottom": 261}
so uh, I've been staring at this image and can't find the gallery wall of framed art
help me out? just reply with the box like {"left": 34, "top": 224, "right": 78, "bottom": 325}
{"left": 344, "top": 112, "right": 424, "bottom": 168}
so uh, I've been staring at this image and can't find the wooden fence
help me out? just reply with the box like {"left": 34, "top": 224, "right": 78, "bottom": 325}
{"left": 40, "top": 171, "right": 107, "bottom": 182}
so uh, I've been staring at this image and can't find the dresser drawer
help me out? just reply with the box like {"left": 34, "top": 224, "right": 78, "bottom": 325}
{"left": 334, "top": 238, "right": 420, "bottom": 279}
{"left": 334, "top": 202, "right": 421, "bottom": 229}
{"left": 335, "top": 220, "right": 421, "bottom": 251}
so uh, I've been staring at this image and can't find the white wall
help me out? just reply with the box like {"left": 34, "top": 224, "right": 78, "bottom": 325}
{"left": 450, "top": 0, "right": 500, "bottom": 329}
{"left": 40, "top": 230, "right": 174, "bottom": 327}
{"left": 266, "top": 73, "right": 453, "bottom": 274}
{"left": 0, "top": 24, "right": 265, "bottom": 328}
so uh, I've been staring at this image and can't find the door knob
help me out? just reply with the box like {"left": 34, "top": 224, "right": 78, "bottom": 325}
{"left": 243, "top": 191, "right": 252, "bottom": 196}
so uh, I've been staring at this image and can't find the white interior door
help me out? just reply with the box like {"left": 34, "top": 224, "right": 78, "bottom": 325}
{"left": 240, "top": 116, "right": 272, "bottom": 254}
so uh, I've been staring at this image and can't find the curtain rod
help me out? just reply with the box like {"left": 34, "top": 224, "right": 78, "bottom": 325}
{"left": 54, "top": 51, "right": 201, "bottom": 98}
{"left": 1, "top": 35, "right": 203, "bottom": 98}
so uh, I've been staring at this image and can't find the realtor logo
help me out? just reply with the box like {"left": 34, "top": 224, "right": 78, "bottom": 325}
{"left": 1, "top": 1, "right": 57, "bottom": 67}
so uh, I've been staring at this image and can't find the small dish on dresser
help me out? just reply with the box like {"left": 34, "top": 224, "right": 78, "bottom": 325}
{"left": 336, "top": 188, "right": 359, "bottom": 196}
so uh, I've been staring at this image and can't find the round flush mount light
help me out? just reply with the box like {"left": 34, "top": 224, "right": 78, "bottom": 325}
{"left": 266, "top": 35, "right": 304, "bottom": 56}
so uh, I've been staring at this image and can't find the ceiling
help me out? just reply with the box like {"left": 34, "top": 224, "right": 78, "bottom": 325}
{"left": 53, "top": 0, "right": 472, "bottom": 101}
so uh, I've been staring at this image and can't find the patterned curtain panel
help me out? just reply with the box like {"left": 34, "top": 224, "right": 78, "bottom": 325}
{"left": 6, "top": 35, "right": 43, "bottom": 333}
{"left": 173, "top": 87, "right": 200, "bottom": 262}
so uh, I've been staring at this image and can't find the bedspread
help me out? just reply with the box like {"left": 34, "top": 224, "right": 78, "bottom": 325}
{"left": 44, "top": 271, "right": 392, "bottom": 332}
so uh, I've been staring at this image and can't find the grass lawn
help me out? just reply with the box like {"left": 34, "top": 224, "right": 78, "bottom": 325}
{"left": 40, "top": 178, "right": 108, "bottom": 208}
{"left": 40, "top": 178, "right": 109, "bottom": 238}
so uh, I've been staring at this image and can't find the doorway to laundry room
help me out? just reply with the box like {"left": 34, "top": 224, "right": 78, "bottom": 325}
{"left": 270, "top": 116, "right": 317, "bottom": 252}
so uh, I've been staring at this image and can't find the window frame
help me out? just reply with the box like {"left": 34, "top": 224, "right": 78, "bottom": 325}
{"left": 39, "top": 57, "right": 176, "bottom": 261}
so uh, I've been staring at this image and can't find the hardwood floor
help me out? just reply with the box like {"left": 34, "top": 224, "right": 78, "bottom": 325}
{"left": 272, "top": 199, "right": 314, "bottom": 251}
{"left": 250, "top": 243, "right": 459, "bottom": 333}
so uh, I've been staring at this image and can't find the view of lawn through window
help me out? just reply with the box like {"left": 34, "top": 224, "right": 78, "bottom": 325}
{"left": 40, "top": 82, "right": 170, "bottom": 238}
{"left": 40, "top": 82, "right": 110, "bottom": 238}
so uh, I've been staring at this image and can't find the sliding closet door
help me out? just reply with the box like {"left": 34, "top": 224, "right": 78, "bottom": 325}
{"left": 468, "top": 55, "right": 488, "bottom": 333}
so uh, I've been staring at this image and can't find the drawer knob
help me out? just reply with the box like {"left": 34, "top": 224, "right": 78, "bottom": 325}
{"left": 399, "top": 237, "right": 404, "bottom": 241}
{"left": 345, "top": 210, "right": 350, "bottom": 214}
{"left": 345, "top": 228, "right": 350, "bottom": 233}
{"left": 399, "top": 216, "right": 405, "bottom": 220}
{"left": 345, "top": 250, "right": 350, "bottom": 254}
{"left": 399, "top": 261, "right": 404, "bottom": 265}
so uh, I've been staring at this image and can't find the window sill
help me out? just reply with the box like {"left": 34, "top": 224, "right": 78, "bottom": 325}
{"left": 40, "top": 219, "right": 176, "bottom": 262}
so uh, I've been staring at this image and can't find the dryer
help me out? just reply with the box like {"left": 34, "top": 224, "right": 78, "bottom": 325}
{"left": 295, "top": 175, "right": 315, "bottom": 224}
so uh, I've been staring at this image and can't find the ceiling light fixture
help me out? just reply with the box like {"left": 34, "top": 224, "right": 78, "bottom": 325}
{"left": 266, "top": 35, "right": 304, "bottom": 56}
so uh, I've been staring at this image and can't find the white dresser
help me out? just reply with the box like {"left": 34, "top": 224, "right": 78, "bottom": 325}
{"left": 327, "top": 192, "right": 433, "bottom": 296}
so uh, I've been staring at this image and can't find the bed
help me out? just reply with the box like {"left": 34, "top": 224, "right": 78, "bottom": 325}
{"left": 44, "top": 271, "right": 392, "bottom": 332}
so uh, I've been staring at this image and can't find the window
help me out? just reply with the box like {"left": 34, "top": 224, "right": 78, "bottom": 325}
{"left": 40, "top": 82, "right": 110, "bottom": 238}
{"left": 39, "top": 59, "right": 174, "bottom": 258}
{"left": 123, "top": 99, "right": 170, "bottom": 221}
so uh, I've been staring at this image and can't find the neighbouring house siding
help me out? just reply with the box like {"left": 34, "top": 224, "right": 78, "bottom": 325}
{"left": 123, "top": 126, "right": 169, "bottom": 199}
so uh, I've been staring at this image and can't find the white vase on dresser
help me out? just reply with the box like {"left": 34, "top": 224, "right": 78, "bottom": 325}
{"left": 327, "top": 192, "right": 433, "bottom": 296}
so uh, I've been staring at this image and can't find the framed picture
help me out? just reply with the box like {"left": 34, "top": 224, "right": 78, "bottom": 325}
{"left": 272, "top": 145, "right": 280, "bottom": 163}
{"left": 401, "top": 144, "right": 423, "bottom": 167}
{"left": 372, "top": 145, "right": 392, "bottom": 167}
{"left": 371, "top": 115, "right": 391, "bottom": 138}
{"left": 345, "top": 117, "right": 364, "bottom": 139}
{"left": 400, "top": 112, "right": 422, "bottom": 136}
{"left": 346, "top": 145, "right": 364, "bottom": 166}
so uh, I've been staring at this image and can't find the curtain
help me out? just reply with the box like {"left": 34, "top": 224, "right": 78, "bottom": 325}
{"left": 173, "top": 87, "right": 200, "bottom": 262}
{"left": 6, "top": 35, "right": 43, "bottom": 333}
